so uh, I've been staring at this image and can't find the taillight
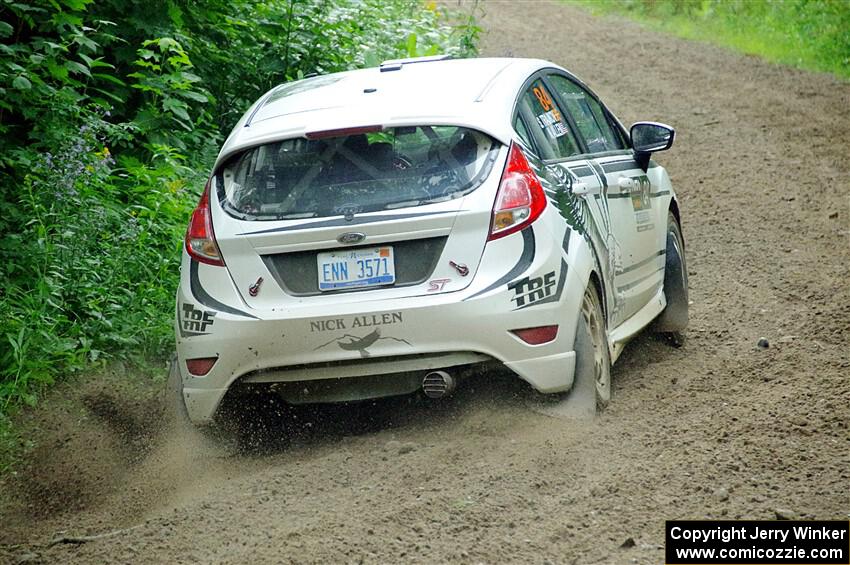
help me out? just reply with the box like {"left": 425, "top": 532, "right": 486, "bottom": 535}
{"left": 511, "top": 325, "right": 559, "bottom": 345}
{"left": 488, "top": 142, "right": 547, "bottom": 241}
{"left": 185, "top": 181, "right": 225, "bottom": 266}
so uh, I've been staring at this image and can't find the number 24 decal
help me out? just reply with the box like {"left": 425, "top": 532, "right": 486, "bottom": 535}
{"left": 533, "top": 85, "right": 562, "bottom": 122}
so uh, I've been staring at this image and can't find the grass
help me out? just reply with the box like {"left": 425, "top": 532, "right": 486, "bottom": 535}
{"left": 568, "top": 0, "right": 850, "bottom": 80}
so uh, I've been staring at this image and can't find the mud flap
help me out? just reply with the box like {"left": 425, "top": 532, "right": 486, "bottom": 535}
{"left": 167, "top": 354, "right": 192, "bottom": 428}
{"left": 528, "top": 316, "right": 597, "bottom": 420}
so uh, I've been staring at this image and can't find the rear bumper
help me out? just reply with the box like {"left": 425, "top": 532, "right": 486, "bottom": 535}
{"left": 176, "top": 224, "right": 587, "bottom": 424}
{"left": 177, "top": 294, "right": 581, "bottom": 423}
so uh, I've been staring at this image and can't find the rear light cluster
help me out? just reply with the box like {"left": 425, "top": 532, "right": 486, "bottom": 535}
{"left": 488, "top": 142, "right": 547, "bottom": 240}
{"left": 186, "top": 181, "right": 225, "bottom": 266}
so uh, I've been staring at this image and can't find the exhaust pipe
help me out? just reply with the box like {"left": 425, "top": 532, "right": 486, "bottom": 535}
{"left": 422, "top": 370, "right": 456, "bottom": 399}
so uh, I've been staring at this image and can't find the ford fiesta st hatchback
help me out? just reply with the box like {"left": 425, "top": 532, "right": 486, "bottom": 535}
{"left": 172, "top": 55, "right": 688, "bottom": 425}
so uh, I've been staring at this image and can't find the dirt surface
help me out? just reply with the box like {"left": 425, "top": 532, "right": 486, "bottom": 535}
{"left": 2, "top": 1, "right": 849, "bottom": 563}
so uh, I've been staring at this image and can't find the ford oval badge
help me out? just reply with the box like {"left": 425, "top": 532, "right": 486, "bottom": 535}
{"left": 337, "top": 232, "right": 366, "bottom": 245}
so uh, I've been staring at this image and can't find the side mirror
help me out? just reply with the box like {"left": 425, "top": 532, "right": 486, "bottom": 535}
{"left": 630, "top": 121, "right": 675, "bottom": 170}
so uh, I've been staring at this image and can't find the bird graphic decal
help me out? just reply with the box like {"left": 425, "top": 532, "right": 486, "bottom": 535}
{"left": 313, "top": 328, "right": 411, "bottom": 358}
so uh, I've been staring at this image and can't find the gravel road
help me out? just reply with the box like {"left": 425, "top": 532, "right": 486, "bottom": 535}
{"left": 2, "top": 1, "right": 848, "bottom": 563}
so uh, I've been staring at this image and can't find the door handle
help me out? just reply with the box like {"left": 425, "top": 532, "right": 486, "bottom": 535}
{"left": 571, "top": 180, "right": 599, "bottom": 196}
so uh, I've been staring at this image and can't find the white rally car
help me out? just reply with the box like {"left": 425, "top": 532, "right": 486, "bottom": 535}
{"left": 172, "top": 56, "right": 688, "bottom": 425}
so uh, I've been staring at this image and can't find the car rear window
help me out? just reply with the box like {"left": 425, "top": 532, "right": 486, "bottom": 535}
{"left": 217, "top": 126, "right": 500, "bottom": 220}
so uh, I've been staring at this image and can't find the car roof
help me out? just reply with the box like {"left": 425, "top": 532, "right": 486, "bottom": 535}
{"left": 214, "top": 57, "right": 560, "bottom": 169}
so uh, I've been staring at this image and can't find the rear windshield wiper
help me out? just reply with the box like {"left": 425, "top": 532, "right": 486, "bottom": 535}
{"left": 271, "top": 211, "right": 318, "bottom": 220}
{"left": 384, "top": 199, "right": 423, "bottom": 210}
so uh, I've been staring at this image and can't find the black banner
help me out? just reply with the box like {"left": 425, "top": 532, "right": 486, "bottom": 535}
{"left": 666, "top": 520, "right": 849, "bottom": 564}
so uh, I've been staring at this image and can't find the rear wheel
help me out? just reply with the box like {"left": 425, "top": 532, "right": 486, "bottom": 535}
{"left": 525, "top": 282, "right": 610, "bottom": 419}
{"left": 576, "top": 282, "right": 611, "bottom": 411}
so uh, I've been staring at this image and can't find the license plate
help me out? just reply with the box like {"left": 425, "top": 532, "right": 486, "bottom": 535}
{"left": 317, "top": 246, "right": 395, "bottom": 291}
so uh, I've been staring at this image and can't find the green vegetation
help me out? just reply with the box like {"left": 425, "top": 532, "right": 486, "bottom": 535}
{"left": 572, "top": 0, "right": 850, "bottom": 79}
{"left": 0, "top": 0, "right": 480, "bottom": 471}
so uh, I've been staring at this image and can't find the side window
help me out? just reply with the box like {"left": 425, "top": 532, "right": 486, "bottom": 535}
{"left": 513, "top": 115, "right": 534, "bottom": 150}
{"left": 548, "top": 75, "right": 625, "bottom": 153}
{"left": 521, "top": 79, "right": 580, "bottom": 159}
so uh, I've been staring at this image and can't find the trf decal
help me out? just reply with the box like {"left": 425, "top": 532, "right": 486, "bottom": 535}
{"left": 181, "top": 303, "right": 216, "bottom": 336}
{"left": 509, "top": 271, "right": 556, "bottom": 309}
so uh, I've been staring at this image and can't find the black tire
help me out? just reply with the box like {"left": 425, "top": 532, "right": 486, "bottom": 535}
{"left": 654, "top": 211, "right": 689, "bottom": 342}
{"left": 575, "top": 282, "right": 612, "bottom": 412}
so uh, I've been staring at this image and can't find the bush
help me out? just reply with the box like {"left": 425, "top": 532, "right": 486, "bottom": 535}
{"left": 0, "top": 115, "right": 201, "bottom": 408}
{"left": 0, "top": 0, "right": 481, "bottom": 435}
